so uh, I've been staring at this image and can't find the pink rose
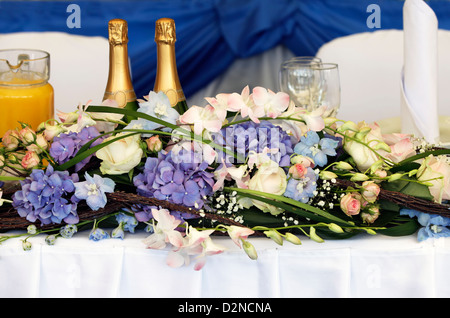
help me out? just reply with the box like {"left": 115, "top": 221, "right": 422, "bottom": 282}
{"left": 383, "top": 133, "right": 416, "bottom": 164}
{"left": 289, "top": 163, "right": 308, "bottom": 179}
{"left": 340, "top": 193, "right": 362, "bottom": 216}
{"left": 21, "top": 151, "right": 40, "bottom": 169}
{"left": 19, "top": 126, "right": 35, "bottom": 144}
{"left": 146, "top": 135, "right": 162, "bottom": 152}
{"left": 361, "top": 181, "right": 380, "bottom": 203}
{"left": 2, "top": 129, "right": 20, "bottom": 150}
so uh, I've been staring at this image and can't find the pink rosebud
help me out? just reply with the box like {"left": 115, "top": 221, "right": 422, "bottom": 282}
{"left": 340, "top": 193, "right": 362, "bottom": 216}
{"left": 361, "top": 205, "right": 380, "bottom": 224}
{"left": 2, "top": 129, "right": 20, "bottom": 150}
{"left": 21, "top": 151, "right": 40, "bottom": 169}
{"left": 289, "top": 163, "right": 308, "bottom": 179}
{"left": 19, "top": 126, "right": 35, "bottom": 144}
{"left": 361, "top": 181, "right": 380, "bottom": 203}
{"left": 146, "top": 135, "right": 163, "bottom": 152}
{"left": 26, "top": 133, "right": 49, "bottom": 154}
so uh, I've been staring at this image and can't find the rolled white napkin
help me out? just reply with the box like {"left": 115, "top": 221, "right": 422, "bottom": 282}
{"left": 401, "top": 0, "right": 440, "bottom": 143}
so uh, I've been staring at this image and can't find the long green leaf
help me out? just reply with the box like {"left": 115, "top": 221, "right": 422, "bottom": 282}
{"left": 224, "top": 187, "right": 354, "bottom": 226}
{"left": 85, "top": 105, "right": 243, "bottom": 162}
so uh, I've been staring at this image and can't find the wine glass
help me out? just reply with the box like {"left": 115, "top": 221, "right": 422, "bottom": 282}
{"left": 278, "top": 57, "right": 322, "bottom": 109}
{"left": 309, "top": 63, "right": 340, "bottom": 117}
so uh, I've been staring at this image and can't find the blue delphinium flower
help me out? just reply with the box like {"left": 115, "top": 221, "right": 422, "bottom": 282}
{"left": 60, "top": 224, "right": 78, "bottom": 239}
{"left": 284, "top": 167, "right": 318, "bottom": 203}
{"left": 400, "top": 208, "right": 450, "bottom": 241}
{"left": 293, "top": 131, "right": 340, "bottom": 167}
{"left": 133, "top": 149, "right": 214, "bottom": 210}
{"left": 12, "top": 165, "right": 79, "bottom": 225}
{"left": 49, "top": 126, "right": 104, "bottom": 172}
{"left": 125, "top": 91, "right": 180, "bottom": 136}
{"left": 89, "top": 227, "right": 110, "bottom": 241}
{"left": 74, "top": 173, "right": 115, "bottom": 211}
{"left": 115, "top": 212, "right": 138, "bottom": 233}
{"left": 213, "top": 120, "right": 294, "bottom": 167}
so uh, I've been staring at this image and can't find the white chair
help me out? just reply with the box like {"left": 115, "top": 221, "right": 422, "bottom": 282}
{"left": 316, "top": 29, "right": 450, "bottom": 125}
{"left": 0, "top": 32, "right": 109, "bottom": 114}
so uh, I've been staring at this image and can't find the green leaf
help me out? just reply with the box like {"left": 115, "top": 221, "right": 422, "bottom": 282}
{"left": 85, "top": 105, "right": 243, "bottom": 162}
{"left": 396, "top": 148, "right": 450, "bottom": 166}
{"left": 224, "top": 187, "right": 354, "bottom": 226}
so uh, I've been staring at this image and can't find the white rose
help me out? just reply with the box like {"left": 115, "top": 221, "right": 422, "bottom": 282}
{"left": 247, "top": 160, "right": 287, "bottom": 215}
{"left": 96, "top": 133, "right": 143, "bottom": 175}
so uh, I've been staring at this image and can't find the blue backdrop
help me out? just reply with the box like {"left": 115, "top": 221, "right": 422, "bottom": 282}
{"left": 1, "top": 0, "right": 450, "bottom": 99}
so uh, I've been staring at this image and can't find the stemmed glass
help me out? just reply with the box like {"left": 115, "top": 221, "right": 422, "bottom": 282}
{"left": 278, "top": 57, "right": 322, "bottom": 110}
{"left": 310, "top": 63, "right": 341, "bottom": 117}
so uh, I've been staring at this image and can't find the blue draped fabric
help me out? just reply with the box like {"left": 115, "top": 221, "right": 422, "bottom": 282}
{"left": 1, "top": 0, "right": 450, "bottom": 99}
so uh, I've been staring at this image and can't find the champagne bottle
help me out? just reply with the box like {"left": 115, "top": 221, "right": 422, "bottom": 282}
{"left": 103, "top": 18, "right": 139, "bottom": 121}
{"left": 153, "top": 17, "right": 188, "bottom": 114}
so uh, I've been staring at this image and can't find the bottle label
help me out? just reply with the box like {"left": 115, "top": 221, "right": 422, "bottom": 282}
{"left": 104, "top": 88, "right": 136, "bottom": 108}
{"left": 164, "top": 88, "right": 185, "bottom": 107}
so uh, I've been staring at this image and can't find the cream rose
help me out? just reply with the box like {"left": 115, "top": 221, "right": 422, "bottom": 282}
{"left": 417, "top": 155, "right": 450, "bottom": 203}
{"left": 247, "top": 160, "right": 287, "bottom": 215}
{"left": 342, "top": 121, "right": 387, "bottom": 171}
{"left": 96, "top": 133, "right": 143, "bottom": 175}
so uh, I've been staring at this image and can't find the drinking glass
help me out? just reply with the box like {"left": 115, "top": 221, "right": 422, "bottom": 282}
{"left": 310, "top": 63, "right": 340, "bottom": 117}
{"left": 278, "top": 58, "right": 321, "bottom": 109}
{"left": 0, "top": 49, "right": 54, "bottom": 136}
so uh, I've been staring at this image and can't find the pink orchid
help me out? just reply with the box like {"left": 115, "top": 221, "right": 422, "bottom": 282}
{"left": 142, "top": 208, "right": 184, "bottom": 250}
{"left": 205, "top": 93, "right": 229, "bottom": 121}
{"left": 252, "top": 86, "right": 290, "bottom": 118}
{"left": 227, "top": 86, "right": 265, "bottom": 123}
{"left": 166, "top": 226, "right": 225, "bottom": 270}
{"left": 213, "top": 159, "right": 249, "bottom": 191}
{"left": 226, "top": 225, "right": 255, "bottom": 248}
{"left": 179, "top": 105, "right": 224, "bottom": 135}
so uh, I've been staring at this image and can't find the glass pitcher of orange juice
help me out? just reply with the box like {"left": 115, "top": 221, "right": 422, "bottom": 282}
{"left": 0, "top": 49, "right": 54, "bottom": 136}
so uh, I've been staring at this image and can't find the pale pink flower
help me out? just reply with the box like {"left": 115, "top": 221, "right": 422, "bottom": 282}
{"left": 166, "top": 226, "right": 225, "bottom": 270}
{"left": 204, "top": 93, "right": 229, "bottom": 121}
{"left": 21, "top": 151, "right": 40, "bottom": 169}
{"left": 227, "top": 86, "right": 264, "bottom": 123}
{"left": 213, "top": 159, "right": 249, "bottom": 191}
{"left": 179, "top": 105, "right": 224, "bottom": 135}
{"left": 142, "top": 208, "right": 184, "bottom": 250}
{"left": 252, "top": 86, "right": 290, "bottom": 118}
{"left": 42, "top": 123, "right": 66, "bottom": 141}
{"left": 360, "top": 181, "right": 380, "bottom": 203}
{"left": 26, "top": 133, "right": 48, "bottom": 154}
{"left": 382, "top": 133, "right": 416, "bottom": 164}
{"left": 2, "top": 129, "right": 20, "bottom": 150}
{"left": 19, "top": 126, "right": 35, "bottom": 144}
{"left": 417, "top": 155, "right": 450, "bottom": 203}
{"left": 146, "top": 135, "right": 163, "bottom": 152}
{"left": 226, "top": 225, "right": 255, "bottom": 248}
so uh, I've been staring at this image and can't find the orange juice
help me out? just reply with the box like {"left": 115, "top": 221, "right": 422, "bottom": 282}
{"left": 0, "top": 77, "right": 54, "bottom": 136}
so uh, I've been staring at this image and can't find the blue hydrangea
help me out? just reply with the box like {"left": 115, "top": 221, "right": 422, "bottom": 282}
{"left": 12, "top": 165, "right": 79, "bottom": 225}
{"left": 133, "top": 149, "right": 214, "bottom": 210}
{"left": 400, "top": 208, "right": 450, "bottom": 241}
{"left": 284, "top": 167, "right": 318, "bottom": 203}
{"left": 213, "top": 120, "right": 294, "bottom": 167}
{"left": 49, "top": 126, "right": 104, "bottom": 172}
{"left": 293, "top": 131, "right": 340, "bottom": 167}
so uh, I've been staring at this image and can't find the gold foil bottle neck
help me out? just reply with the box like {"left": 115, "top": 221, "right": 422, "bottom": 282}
{"left": 155, "top": 18, "right": 176, "bottom": 45}
{"left": 108, "top": 18, "right": 129, "bottom": 46}
{"left": 103, "top": 18, "right": 137, "bottom": 108}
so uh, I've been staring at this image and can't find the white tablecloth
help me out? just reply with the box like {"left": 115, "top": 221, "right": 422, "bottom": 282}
{"left": 1, "top": 230, "right": 449, "bottom": 298}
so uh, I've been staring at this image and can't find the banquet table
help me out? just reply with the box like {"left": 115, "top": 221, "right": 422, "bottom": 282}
{"left": 1, "top": 229, "right": 448, "bottom": 298}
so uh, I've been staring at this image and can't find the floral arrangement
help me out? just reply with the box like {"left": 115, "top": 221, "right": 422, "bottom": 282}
{"left": 1, "top": 86, "right": 450, "bottom": 270}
